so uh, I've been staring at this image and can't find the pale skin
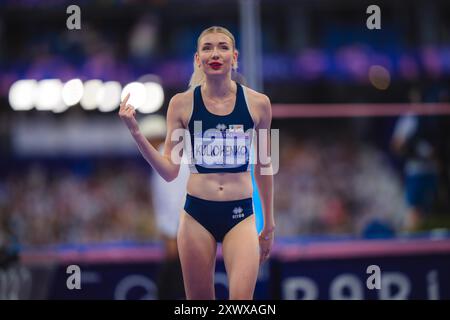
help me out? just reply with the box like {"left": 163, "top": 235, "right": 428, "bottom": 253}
{"left": 119, "top": 31, "right": 275, "bottom": 300}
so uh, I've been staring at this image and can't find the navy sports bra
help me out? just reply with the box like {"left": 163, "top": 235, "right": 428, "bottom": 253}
{"left": 185, "top": 82, "right": 255, "bottom": 174}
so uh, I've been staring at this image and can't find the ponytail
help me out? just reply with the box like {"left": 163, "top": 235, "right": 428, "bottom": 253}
{"left": 188, "top": 57, "right": 206, "bottom": 90}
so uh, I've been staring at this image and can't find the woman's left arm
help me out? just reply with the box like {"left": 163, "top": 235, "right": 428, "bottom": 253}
{"left": 253, "top": 94, "right": 275, "bottom": 264}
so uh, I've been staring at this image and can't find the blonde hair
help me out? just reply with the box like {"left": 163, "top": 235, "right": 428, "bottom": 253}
{"left": 189, "top": 26, "right": 239, "bottom": 89}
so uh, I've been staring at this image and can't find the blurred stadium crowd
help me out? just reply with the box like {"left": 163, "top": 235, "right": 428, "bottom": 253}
{"left": 1, "top": 115, "right": 448, "bottom": 247}
{"left": 0, "top": 0, "right": 450, "bottom": 250}
{"left": 0, "top": 160, "right": 156, "bottom": 246}
{"left": 0, "top": 138, "right": 408, "bottom": 247}
{"left": 1, "top": 0, "right": 450, "bottom": 99}
{"left": 275, "top": 135, "right": 407, "bottom": 237}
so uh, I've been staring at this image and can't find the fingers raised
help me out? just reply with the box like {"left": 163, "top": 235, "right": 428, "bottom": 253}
{"left": 121, "top": 93, "right": 130, "bottom": 107}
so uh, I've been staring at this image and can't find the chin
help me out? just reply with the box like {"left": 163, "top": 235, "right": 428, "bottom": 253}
{"left": 205, "top": 70, "right": 228, "bottom": 77}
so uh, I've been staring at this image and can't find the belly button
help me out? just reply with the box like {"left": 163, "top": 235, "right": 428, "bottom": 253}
{"left": 219, "top": 186, "right": 224, "bottom": 191}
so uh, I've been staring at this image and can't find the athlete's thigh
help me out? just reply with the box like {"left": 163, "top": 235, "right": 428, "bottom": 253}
{"left": 177, "top": 210, "right": 217, "bottom": 298}
{"left": 222, "top": 214, "right": 260, "bottom": 298}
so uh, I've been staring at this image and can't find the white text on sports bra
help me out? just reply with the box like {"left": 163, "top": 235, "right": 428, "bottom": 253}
{"left": 193, "top": 120, "right": 252, "bottom": 166}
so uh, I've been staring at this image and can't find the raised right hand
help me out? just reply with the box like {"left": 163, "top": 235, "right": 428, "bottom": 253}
{"left": 118, "top": 93, "right": 140, "bottom": 135}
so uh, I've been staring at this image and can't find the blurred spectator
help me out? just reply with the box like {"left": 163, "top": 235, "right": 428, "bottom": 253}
{"left": 129, "top": 14, "right": 160, "bottom": 66}
{"left": 390, "top": 89, "right": 439, "bottom": 231}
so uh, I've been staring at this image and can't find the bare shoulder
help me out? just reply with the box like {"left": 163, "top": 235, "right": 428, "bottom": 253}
{"left": 244, "top": 86, "right": 271, "bottom": 106}
{"left": 169, "top": 90, "right": 193, "bottom": 110}
{"left": 242, "top": 86, "right": 272, "bottom": 125}
{"left": 167, "top": 90, "right": 194, "bottom": 128}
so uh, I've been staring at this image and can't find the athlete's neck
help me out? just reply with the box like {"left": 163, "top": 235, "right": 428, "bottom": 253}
{"left": 203, "top": 78, "right": 236, "bottom": 101}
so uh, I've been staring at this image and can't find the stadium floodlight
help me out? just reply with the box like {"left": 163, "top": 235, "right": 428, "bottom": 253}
{"left": 35, "top": 79, "right": 64, "bottom": 111}
{"left": 121, "top": 82, "right": 146, "bottom": 110}
{"left": 369, "top": 65, "right": 391, "bottom": 90}
{"left": 53, "top": 102, "right": 71, "bottom": 113}
{"left": 81, "top": 79, "right": 103, "bottom": 110}
{"left": 8, "top": 79, "right": 37, "bottom": 111}
{"left": 62, "top": 79, "right": 84, "bottom": 106}
{"left": 98, "top": 81, "right": 122, "bottom": 113}
{"left": 9, "top": 78, "right": 165, "bottom": 114}
{"left": 139, "top": 81, "right": 164, "bottom": 114}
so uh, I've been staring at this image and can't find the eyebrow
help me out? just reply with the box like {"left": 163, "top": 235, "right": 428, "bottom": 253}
{"left": 201, "top": 42, "right": 230, "bottom": 46}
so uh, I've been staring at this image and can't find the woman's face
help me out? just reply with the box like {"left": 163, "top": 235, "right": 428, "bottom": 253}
{"left": 196, "top": 32, "right": 237, "bottom": 78}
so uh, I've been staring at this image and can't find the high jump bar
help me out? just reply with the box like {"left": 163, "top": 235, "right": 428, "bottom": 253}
{"left": 272, "top": 103, "right": 450, "bottom": 118}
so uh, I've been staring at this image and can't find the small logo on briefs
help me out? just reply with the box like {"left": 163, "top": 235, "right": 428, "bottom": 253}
{"left": 232, "top": 206, "right": 244, "bottom": 219}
